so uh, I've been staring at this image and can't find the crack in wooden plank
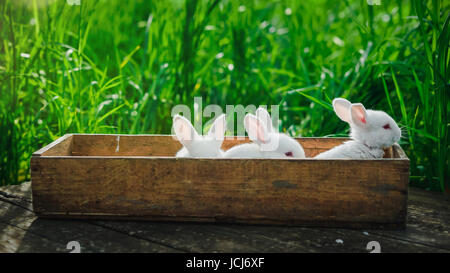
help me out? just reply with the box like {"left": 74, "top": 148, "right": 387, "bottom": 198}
{"left": 0, "top": 199, "right": 181, "bottom": 253}
{"left": 0, "top": 190, "right": 32, "bottom": 203}
{"left": 368, "top": 231, "right": 450, "bottom": 251}
{"left": 89, "top": 221, "right": 190, "bottom": 253}
{"left": 0, "top": 196, "right": 33, "bottom": 212}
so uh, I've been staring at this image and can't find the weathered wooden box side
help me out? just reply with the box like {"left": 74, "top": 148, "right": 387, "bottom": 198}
{"left": 30, "top": 134, "right": 409, "bottom": 229}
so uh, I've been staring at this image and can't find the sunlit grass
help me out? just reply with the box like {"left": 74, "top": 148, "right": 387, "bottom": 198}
{"left": 0, "top": 0, "right": 448, "bottom": 192}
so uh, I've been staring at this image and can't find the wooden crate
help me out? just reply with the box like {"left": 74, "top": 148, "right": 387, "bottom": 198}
{"left": 30, "top": 134, "right": 409, "bottom": 229}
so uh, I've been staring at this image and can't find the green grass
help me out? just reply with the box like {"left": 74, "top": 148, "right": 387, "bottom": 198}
{"left": 0, "top": 0, "right": 448, "bottom": 192}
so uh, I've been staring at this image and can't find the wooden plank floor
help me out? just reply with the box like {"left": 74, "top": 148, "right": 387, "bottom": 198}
{"left": 1, "top": 182, "right": 449, "bottom": 253}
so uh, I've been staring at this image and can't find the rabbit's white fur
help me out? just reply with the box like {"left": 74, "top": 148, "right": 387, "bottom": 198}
{"left": 224, "top": 107, "right": 305, "bottom": 158}
{"left": 173, "top": 114, "right": 226, "bottom": 157}
{"left": 315, "top": 98, "right": 401, "bottom": 159}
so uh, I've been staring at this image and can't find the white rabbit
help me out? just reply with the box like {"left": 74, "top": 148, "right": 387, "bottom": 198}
{"left": 224, "top": 107, "right": 306, "bottom": 158}
{"left": 173, "top": 114, "right": 227, "bottom": 157}
{"left": 315, "top": 98, "right": 401, "bottom": 159}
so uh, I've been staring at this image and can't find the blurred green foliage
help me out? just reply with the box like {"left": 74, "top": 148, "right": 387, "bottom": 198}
{"left": 0, "top": 0, "right": 448, "bottom": 192}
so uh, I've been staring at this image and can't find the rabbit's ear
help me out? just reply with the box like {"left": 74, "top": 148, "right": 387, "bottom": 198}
{"left": 207, "top": 114, "right": 227, "bottom": 145}
{"left": 244, "top": 114, "right": 270, "bottom": 145}
{"left": 350, "top": 103, "right": 368, "bottom": 127}
{"left": 333, "top": 98, "right": 352, "bottom": 123}
{"left": 256, "top": 107, "right": 273, "bottom": 133}
{"left": 173, "top": 115, "right": 199, "bottom": 147}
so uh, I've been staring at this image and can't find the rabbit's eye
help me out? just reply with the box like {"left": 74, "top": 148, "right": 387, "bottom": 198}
{"left": 285, "top": 152, "right": 293, "bottom": 157}
{"left": 383, "top": 124, "right": 391, "bottom": 130}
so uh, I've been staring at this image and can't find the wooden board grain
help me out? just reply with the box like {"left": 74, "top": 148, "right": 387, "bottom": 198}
{"left": 40, "top": 134, "right": 396, "bottom": 158}
{"left": 3, "top": 182, "right": 450, "bottom": 253}
{"left": 30, "top": 133, "right": 409, "bottom": 229}
{"left": 33, "top": 134, "right": 73, "bottom": 156}
{"left": 70, "top": 134, "right": 346, "bottom": 157}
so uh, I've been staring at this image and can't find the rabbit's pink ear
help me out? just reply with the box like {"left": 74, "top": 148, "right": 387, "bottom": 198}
{"left": 207, "top": 114, "right": 227, "bottom": 142}
{"left": 333, "top": 98, "right": 352, "bottom": 123}
{"left": 256, "top": 107, "right": 273, "bottom": 134}
{"left": 244, "top": 114, "right": 269, "bottom": 144}
{"left": 350, "top": 103, "right": 368, "bottom": 127}
{"left": 173, "top": 115, "right": 198, "bottom": 146}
